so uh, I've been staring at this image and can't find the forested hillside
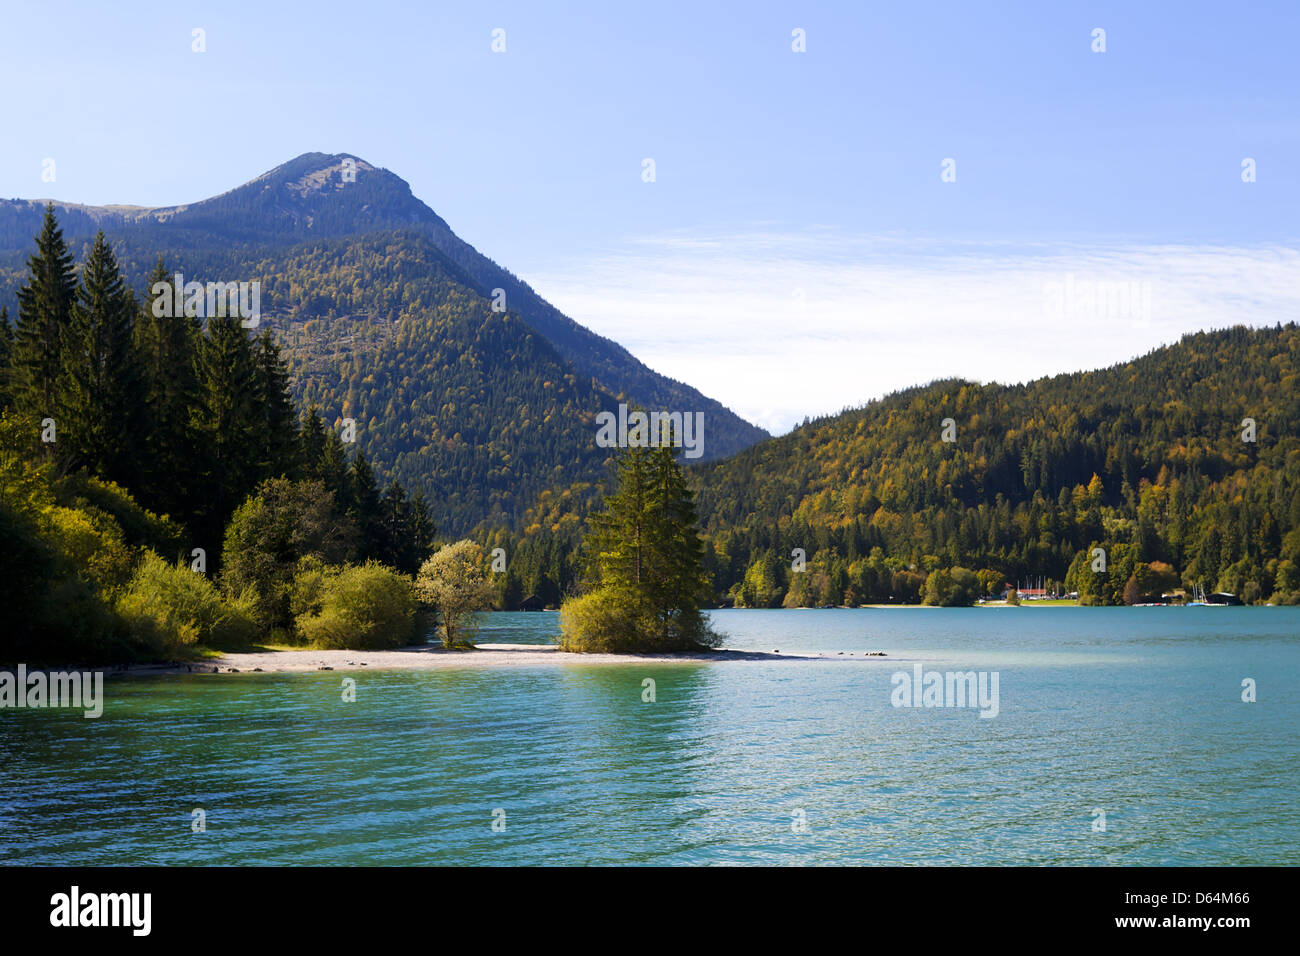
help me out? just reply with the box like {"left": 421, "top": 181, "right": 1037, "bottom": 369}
{"left": 0, "top": 152, "right": 768, "bottom": 517}
{"left": 688, "top": 325, "right": 1300, "bottom": 606}
{"left": 252, "top": 232, "right": 622, "bottom": 528}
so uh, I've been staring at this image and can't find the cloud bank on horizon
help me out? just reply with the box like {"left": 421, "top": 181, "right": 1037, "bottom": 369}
{"left": 533, "top": 231, "right": 1300, "bottom": 435}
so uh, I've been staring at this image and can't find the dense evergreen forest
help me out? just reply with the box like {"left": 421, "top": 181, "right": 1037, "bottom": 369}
{"left": 0, "top": 207, "right": 436, "bottom": 662}
{"left": 244, "top": 232, "right": 625, "bottom": 528}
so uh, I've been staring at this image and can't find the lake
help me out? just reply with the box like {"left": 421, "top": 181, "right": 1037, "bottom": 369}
{"left": 2, "top": 607, "right": 1297, "bottom": 865}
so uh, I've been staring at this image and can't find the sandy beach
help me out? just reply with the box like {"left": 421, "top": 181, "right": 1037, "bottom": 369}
{"left": 153, "top": 643, "right": 887, "bottom": 674}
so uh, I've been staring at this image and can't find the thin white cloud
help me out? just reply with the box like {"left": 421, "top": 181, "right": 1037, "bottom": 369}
{"left": 528, "top": 231, "right": 1300, "bottom": 435}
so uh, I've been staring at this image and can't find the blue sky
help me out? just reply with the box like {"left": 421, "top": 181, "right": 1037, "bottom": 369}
{"left": 3, "top": 1, "right": 1297, "bottom": 432}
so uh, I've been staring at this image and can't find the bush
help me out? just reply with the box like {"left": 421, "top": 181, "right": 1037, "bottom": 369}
{"left": 558, "top": 589, "right": 654, "bottom": 653}
{"left": 295, "top": 561, "right": 420, "bottom": 649}
{"left": 43, "top": 504, "right": 135, "bottom": 598}
{"left": 55, "top": 474, "right": 185, "bottom": 559}
{"left": 117, "top": 551, "right": 260, "bottom": 656}
{"left": 559, "top": 588, "right": 721, "bottom": 653}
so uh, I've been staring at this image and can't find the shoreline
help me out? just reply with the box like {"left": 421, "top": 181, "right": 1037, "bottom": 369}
{"left": 200, "top": 643, "right": 888, "bottom": 674}
{"left": 1, "top": 643, "right": 889, "bottom": 677}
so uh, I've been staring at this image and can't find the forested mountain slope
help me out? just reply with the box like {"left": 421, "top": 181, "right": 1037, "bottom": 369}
{"left": 0, "top": 154, "right": 767, "bottom": 532}
{"left": 689, "top": 325, "right": 1300, "bottom": 606}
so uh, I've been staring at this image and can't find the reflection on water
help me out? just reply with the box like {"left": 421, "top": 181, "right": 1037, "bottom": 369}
{"left": 2, "top": 608, "right": 1297, "bottom": 865}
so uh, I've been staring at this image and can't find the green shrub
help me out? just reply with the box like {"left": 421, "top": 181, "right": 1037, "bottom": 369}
{"left": 558, "top": 590, "right": 649, "bottom": 653}
{"left": 558, "top": 588, "right": 719, "bottom": 653}
{"left": 55, "top": 474, "right": 185, "bottom": 559}
{"left": 117, "top": 551, "right": 260, "bottom": 655}
{"left": 43, "top": 504, "right": 135, "bottom": 598}
{"left": 295, "top": 561, "right": 419, "bottom": 649}
{"left": 289, "top": 555, "right": 330, "bottom": 622}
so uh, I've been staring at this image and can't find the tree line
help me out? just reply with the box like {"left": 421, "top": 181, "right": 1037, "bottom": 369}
{"left": 490, "top": 326, "right": 1300, "bottom": 608}
{"left": 690, "top": 326, "right": 1300, "bottom": 606}
{"left": 0, "top": 206, "right": 442, "bottom": 661}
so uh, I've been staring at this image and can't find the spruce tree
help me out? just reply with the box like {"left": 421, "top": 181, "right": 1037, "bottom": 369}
{"left": 317, "top": 427, "right": 352, "bottom": 507}
{"left": 586, "top": 443, "right": 652, "bottom": 597}
{"left": 410, "top": 489, "right": 436, "bottom": 565}
{"left": 378, "top": 480, "right": 413, "bottom": 571}
{"left": 136, "top": 257, "right": 201, "bottom": 516}
{"left": 13, "top": 204, "right": 77, "bottom": 420}
{"left": 251, "top": 329, "right": 298, "bottom": 480}
{"left": 298, "top": 407, "right": 327, "bottom": 476}
{"left": 644, "top": 440, "right": 712, "bottom": 638}
{"left": 193, "top": 315, "right": 259, "bottom": 549}
{"left": 349, "top": 450, "right": 382, "bottom": 559}
{"left": 55, "top": 231, "right": 145, "bottom": 487}
{"left": 575, "top": 437, "right": 717, "bottom": 649}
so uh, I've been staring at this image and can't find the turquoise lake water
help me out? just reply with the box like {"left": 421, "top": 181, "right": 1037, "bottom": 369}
{"left": 2, "top": 607, "right": 1297, "bottom": 865}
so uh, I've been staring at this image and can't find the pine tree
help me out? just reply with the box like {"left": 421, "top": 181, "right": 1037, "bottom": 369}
{"left": 350, "top": 450, "right": 382, "bottom": 559}
{"left": 410, "top": 489, "right": 436, "bottom": 565}
{"left": 571, "top": 439, "right": 717, "bottom": 650}
{"left": 193, "top": 315, "right": 259, "bottom": 549}
{"left": 251, "top": 329, "right": 298, "bottom": 480}
{"left": 136, "top": 257, "right": 201, "bottom": 516}
{"left": 55, "top": 231, "right": 145, "bottom": 487}
{"left": 13, "top": 205, "right": 77, "bottom": 419}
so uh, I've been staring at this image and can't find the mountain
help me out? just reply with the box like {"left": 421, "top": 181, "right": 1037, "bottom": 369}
{"left": 687, "top": 325, "right": 1300, "bottom": 606}
{"left": 0, "top": 153, "right": 768, "bottom": 531}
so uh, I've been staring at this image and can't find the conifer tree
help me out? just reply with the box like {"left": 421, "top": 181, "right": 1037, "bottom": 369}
{"left": 135, "top": 257, "right": 201, "bottom": 515}
{"left": 568, "top": 437, "right": 717, "bottom": 650}
{"left": 298, "top": 407, "right": 327, "bottom": 476}
{"left": 13, "top": 205, "right": 77, "bottom": 419}
{"left": 55, "top": 231, "right": 145, "bottom": 487}
{"left": 318, "top": 427, "right": 352, "bottom": 507}
{"left": 193, "top": 315, "right": 259, "bottom": 548}
{"left": 377, "top": 480, "right": 413, "bottom": 570}
{"left": 350, "top": 449, "right": 382, "bottom": 558}
{"left": 251, "top": 329, "right": 298, "bottom": 480}
{"left": 410, "top": 489, "right": 436, "bottom": 564}
{"left": 644, "top": 440, "right": 712, "bottom": 635}
{"left": 586, "top": 443, "right": 652, "bottom": 597}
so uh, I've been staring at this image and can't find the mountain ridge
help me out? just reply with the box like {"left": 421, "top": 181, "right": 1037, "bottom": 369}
{"left": 0, "top": 152, "right": 768, "bottom": 460}
{"left": 0, "top": 153, "right": 768, "bottom": 533}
